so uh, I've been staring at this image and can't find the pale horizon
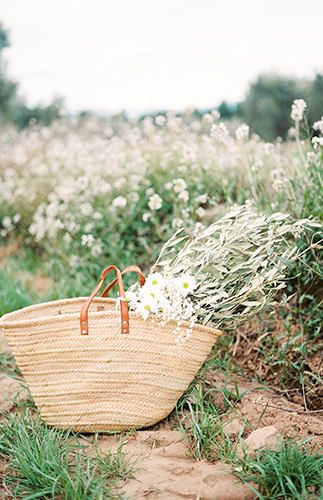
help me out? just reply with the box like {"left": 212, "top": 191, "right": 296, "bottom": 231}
{"left": 1, "top": 0, "right": 323, "bottom": 117}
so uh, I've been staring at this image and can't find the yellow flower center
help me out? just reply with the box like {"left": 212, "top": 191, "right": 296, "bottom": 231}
{"left": 144, "top": 305, "right": 151, "bottom": 310}
{"left": 150, "top": 293, "right": 155, "bottom": 298}
{"left": 152, "top": 280, "right": 158, "bottom": 285}
{"left": 183, "top": 282, "right": 189, "bottom": 289}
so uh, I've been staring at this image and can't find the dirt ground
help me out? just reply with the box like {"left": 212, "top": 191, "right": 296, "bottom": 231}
{"left": 1, "top": 327, "right": 323, "bottom": 500}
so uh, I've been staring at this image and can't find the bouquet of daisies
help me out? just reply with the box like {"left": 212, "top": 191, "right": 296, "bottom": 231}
{"left": 125, "top": 206, "right": 322, "bottom": 343}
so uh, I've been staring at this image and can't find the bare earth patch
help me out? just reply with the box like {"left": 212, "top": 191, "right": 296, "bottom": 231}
{"left": 1, "top": 327, "right": 323, "bottom": 499}
{"left": 207, "top": 371, "right": 323, "bottom": 446}
{"left": 104, "top": 430, "right": 255, "bottom": 500}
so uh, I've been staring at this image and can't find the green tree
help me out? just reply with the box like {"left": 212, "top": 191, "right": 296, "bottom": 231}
{"left": 0, "top": 23, "right": 18, "bottom": 122}
{"left": 0, "top": 22, "right": 64, "bottom": 128}
{"left": 13, "top": 97, "right": 64, "bottom": 129}
{"left": 218, "top": 101, "right": 235, "bottom": 119}
{"left": 241, "top": 74, "right": 304, "bottom": 141}
{"left": 307, "top": 73, "right": 323, "bottom": 123}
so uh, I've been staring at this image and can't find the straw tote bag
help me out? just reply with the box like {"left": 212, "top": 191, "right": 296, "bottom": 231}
{"left": 0, "top": 265, "right": 222, "bottom": 432}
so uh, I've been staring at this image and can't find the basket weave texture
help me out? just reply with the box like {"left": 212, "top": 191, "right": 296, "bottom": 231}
{"left": 0, "top": 269, "right": 222, "bottom": 432}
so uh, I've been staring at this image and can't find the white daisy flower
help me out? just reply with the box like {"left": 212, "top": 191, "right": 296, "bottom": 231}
{"left": 174, "top": 274, "right": 197, "bottom": 296}
{"left": 143, "top": 272, "right": 166, "bottom": 291}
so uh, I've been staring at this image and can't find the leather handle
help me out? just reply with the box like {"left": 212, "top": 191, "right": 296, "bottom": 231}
{"left": 101, "top": 265, "right": 146, "bottom": 297}
{"left": 80, "top": 265, "right": 129, "bottom": 335}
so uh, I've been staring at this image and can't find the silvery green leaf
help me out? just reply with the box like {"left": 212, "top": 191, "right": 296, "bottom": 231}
{"left": 278, "top": 257, "right": 295, "bottom": 268}
{"left": 241, "top": 301, "right": 263, "bottom": 306}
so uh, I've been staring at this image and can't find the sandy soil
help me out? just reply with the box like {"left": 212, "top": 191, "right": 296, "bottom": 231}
{"left": 1, "top": 327, "right": 323, "bottom": 500}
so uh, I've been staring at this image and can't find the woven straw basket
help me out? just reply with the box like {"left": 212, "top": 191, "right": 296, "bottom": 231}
{"left": 0, "top": 265, "right": 222, "bottom": 432}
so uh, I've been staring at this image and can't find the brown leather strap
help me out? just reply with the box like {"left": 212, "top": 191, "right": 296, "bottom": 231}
{"left": 80, "top": 265, "right": 129, "bottom": 335}
{"left": 101, "top": 265, "right": 146, "bottom": 297}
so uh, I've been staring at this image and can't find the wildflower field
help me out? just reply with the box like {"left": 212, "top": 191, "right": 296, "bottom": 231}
{"left": 1, "top": 103, "right": 323, "bottom": 499}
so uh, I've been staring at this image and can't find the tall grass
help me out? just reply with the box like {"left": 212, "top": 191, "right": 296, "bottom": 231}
{"left": 0, "top": 407, "right": 136, "bottom": 499}
{"left": 234, "top": 437, "right": 323, "bottom": 500}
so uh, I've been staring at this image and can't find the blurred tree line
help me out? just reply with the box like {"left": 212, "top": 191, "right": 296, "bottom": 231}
{"left": 140, "top": 73, "right": 323, "bottom": 142}
{"left": 142, "top": 74, "right": 323, "bottom": 142}
{"left": 1, "top": 21, "right": 323, "bottom": 140}
{"left": 240, "top": 73, "right": 323, "bottom": 141}
{"left": 209, "top": 73, "right": 323, "bottom": 142}
{"left": 0, "top": 23, "right": 63, "bottom": 129}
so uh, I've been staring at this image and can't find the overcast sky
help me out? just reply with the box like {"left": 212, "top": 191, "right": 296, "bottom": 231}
{"left": 1, "top": 0, "right": 323, "bottom": 116}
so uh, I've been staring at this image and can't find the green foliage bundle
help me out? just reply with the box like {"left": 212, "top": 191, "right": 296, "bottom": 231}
{"left": 151, "top": 207, "right": 322, "bottom": 330}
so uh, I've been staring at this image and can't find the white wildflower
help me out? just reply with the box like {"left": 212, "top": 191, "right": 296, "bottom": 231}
{"left": 288, "top": 127, "right": 296, "bottom": 138}
{"left": 312, "top": 117, "right": 323, "bottom": 135}
{"left": 264, "top": 143, "right": 274, "bottom": 155}
{"left": 91, "top": 244, "right": 102, "bottom": 257}
{"left": 145, "top": 187, "right": 155, "bottom": 196}
{"left": 202, "top": 113, "right": 213, "bottom": 124}
{"left": 84, "top": 223, "right": 94, "bottom": 233}
{"left": 68, "top": 221, "right": 81, "bottom": 234}
{"left": 245, "top": 199, "right": 255, "bottom": 211}
{"left": 2, "top": 216, "right": 12, "bottom": 229}
{"left": 135, "top": 297, "right": 156, "bottom": 320}
{"left": 142, "top": 212, "right": 151, "bottom": 222}
{"left": 148, "top": 194, "right": 163, "bottom": 210}
{"left": 104, "top": 126, "right": 114, "bottom": 138}
{"left": 99, "top": 182, "right": 111, "bottom": 195}
{"left": 155, "top": 115, "right": 166, "bottom": 126}
{"left": 235, "top": 123, "right": 249, "bottom": 141}
{"left": 210, "top": 122, "right": 230, "bottom": 143}
{"left": 291, "top": 99, "right": 307, "bottom": 121}
{"left": 196, "top": 207, "right": 206, "bottom": 218}
{"left": 172, "top": 218, "right": 184, "bottom": 228}
{"left": 129, "top": 191, "right": 139, "bottom": 203}
{"left": 196, "top": 194, "right": 207, "bottom": 204}
{"left": 92, "top": 211, "right": 103, "bottom": 220}
{"left": 190, "top": 120, "right": 202, "bottom": 132}
{"left": 125, "top": 290, "right": 139, "bottom": 309}
{"left": 144, "top": 272, "right": 166, "bottom": 291}
{"left": 174, "top": 274, "right": 197, "bottom": 297}
{"left": 81, "top": 234, "right": 95, "bottom": 247}
{"left": 173, "top": 178, "right": 187, "bottom": 193}
{"left": 63, "top": 232, "right": 72, "bottom": 243}
{"left": 178, "top": 190, "right": 189, "bottom": 203}
{"left": 312, "top": 137, "right": 323, "bottom": 150}
{"left": 80, "top": 202, "right": 93, "bottom": 216}
{"left": 211, "top": 109, "right": 220, "bottom": 120}
{"left": 251, "top": 133, "right": 261, "bottom": 142}
{"left": 178, "top": 164, "right": 188, "bottom": 173}
{"left": 112, "top": 196, "right": 127, "bottom": 208}
{"left": 69, "top": 255, "right": 80, "bottom": 268}
{"left": 272, "top": 179, "right": 284, "bottom": 192}
{"left": 46, "top": 202, "right": 59, "bottom": 218}
{"left": 193, "top": 222, "right": 205, "bottom": 237}
{"left": 306, "top": 151, "right": 321, "bottom": 166}
{"left": 13, "top": 214, "right": 21, "bottom": 224}
{"left": 114, "top": 178, "right": 126, "bottom": 189}
{"left": 126, "top": 269, "right": 198, "bottom": 341}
